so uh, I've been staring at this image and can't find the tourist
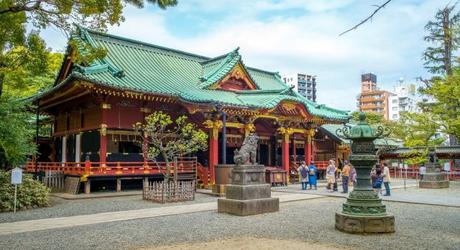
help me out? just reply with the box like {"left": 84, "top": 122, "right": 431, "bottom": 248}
{"left": 297, "top": 161, "right": 309, "bottom": 190}
{"left": 326, "top": 159, "right": 336, "bottom": 192}
{"left": 350, "top": 165, "right": 357, "bottom": 187}
{"left": 419, "top": 164, "right": 426, "bottom": 180}
{"left": 341, "top": 160, "right": 351, "bottom": 193}
{"left": 308, "top": 161, "right": 318, "bottom": 190}
{"left": 383, "top": 163, "right": 391, "bottom": 196}
{"left": 372, "top": 168, "right": 383, "bottom": 194}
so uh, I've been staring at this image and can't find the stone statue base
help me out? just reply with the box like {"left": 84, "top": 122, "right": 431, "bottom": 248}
{"left": 218, "top": 165, "right": 279, "bottom": 216}
{"left": 419, "top": 173, "right": 449, "bottom": 189}
{"left": 335, "top": 212, "right": 395, "bottom": 234}
{"left": 212, "top": 164, "right": 234, "bottom": 196}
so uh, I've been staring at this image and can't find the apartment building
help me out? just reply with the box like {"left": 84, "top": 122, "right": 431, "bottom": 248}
{"left": 283, "top": 73, "right": 317, "bottom": 102}
{"left": 357, "top": 73, "right": 393, "bottom": 120}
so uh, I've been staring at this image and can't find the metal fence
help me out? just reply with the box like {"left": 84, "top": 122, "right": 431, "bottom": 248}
{"left": 143, "top": 180, "right": 195, "bottom": 203}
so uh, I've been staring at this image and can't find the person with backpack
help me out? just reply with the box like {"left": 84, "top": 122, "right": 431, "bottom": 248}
{"left": 297, "top": 161, "right": 309, "bottom": 190}
{"left": 308, "top": 161, "right": 318, "bottom": 190}
{"left": 372, "top": 168, "right": 384, "bottom": 194}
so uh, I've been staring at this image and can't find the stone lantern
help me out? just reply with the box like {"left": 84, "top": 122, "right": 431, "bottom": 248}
{"left": 335, "top": 113, "right": 395, "bottom": 233}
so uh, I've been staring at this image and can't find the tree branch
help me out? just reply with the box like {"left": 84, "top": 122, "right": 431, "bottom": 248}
{"left": 339, "top": 0, "right": 393, "bottom": 36}
{"left": 0, "top": 1, "right": 44, "bottom": 15}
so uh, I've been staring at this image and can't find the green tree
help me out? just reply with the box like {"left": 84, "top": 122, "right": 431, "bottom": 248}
{"left": 134, "top": 111, "right": 208, "bottom": 181}
{"left": 350, "top": 111, "right": 384, "bottom": 125}
{"left": 426, "top": 68, "right": 460, "bottom": 140}
{"left": 0, "top": 98, "right": 36, "bottom": 169}
{"left": 423, "top": 3, "right": 460, "bottom": 76}
{"left": 397, "top": 112, "right": 444, "bottom": 164}
{"left": 0, "top": 0, "right": 177, "bottom": 97}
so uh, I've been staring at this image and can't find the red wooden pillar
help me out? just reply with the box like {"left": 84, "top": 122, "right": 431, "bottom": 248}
{"left": 100, "top": 103, "right": 110, "bottom": 164}
{"left": 292, "top": 139, "right": 297, "bottom": 163}
{"left": 278, "top": 127, "right": 292, "bottom": 182}
{"left": 205, "top": 120, "right": 222, "bottom": 185}
{"left": 305, "top": 129, "right": 315, "bottom": 165}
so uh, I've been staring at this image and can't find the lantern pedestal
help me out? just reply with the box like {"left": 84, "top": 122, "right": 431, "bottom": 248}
{"left": 334, "top": 113, "right": 395, "bottom": 234}
{"left": 335, "top": 212, "right": 395, "bottom": 233}
{"left": 419, "top": 153, "right": 449, "bottom": 189}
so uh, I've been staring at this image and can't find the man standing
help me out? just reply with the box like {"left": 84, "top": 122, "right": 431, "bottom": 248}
{"left": 383, "top": 163, "right": 391, "bottom": 196}
{"left": 341, "top": 160, "right": 351, "bottom": 193}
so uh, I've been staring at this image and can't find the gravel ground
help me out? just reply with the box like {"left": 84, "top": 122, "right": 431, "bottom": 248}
{"left": 0, "top": 197, "right": 458, "bottom": 250}
{"left": 0, "top": 193, "right": 218, "bottom": 223}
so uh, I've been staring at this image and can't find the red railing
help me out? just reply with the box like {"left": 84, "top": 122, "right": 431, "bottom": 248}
{"left": 26, "top": 159, "right": 197, "bottom": 177}
{"left": 196, "top": 162, "right": 209, "bottom": 187}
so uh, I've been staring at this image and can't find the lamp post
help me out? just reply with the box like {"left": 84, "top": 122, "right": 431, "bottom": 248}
{"left": 215, "top": 104, "right": 227, "bottom": 164}
{"left": 335, "top": 112, "right": 395, "bottom": 233}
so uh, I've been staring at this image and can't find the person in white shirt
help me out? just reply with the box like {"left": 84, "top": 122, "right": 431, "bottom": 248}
{"left": 383, "top": 163, "right": 391, "bottom": 196}
{"left": 419, "top": 164, "right": 426, "bottom": 180}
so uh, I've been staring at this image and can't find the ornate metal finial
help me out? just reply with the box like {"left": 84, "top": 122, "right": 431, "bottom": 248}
{"left": 336, "top": 112, "right": 390, "bottom": 140}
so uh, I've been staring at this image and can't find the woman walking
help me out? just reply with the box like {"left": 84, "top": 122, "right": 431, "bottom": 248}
{"left": 326, "top": 159, "right": 336, "bottom": 192}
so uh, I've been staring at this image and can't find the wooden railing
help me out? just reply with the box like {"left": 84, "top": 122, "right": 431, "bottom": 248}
{"left": 26, "top": 158, "right": 197, "bottom": 178}
{"left": 196, "top": 162, "right": 209, "bottom": 187}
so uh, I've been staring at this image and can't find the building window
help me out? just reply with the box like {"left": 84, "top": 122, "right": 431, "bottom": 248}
{"left": 392, "top": 107, "right": 397, "bottom": 111}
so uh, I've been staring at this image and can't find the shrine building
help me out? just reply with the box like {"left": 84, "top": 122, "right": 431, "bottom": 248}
{"left": 29, "top": 27, "right": 350, "bottom": 192}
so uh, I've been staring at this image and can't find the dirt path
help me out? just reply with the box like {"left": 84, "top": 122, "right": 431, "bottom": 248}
{"left": 142, "top": 237, "right": 346, "bottom": 250}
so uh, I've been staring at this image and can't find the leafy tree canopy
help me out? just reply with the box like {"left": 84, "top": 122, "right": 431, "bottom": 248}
{"left": 423, "top": 3, "right": 460, "bottom": 76}
{"left": 134, "top": 111, "right": 208, "bottom": 180}
{"left": 0, "top": 97, "right": 36, "bottom": 168}
{"left": 396, "top": 112, "right": 444, "bottom": 164}
{"left": 350, "top": 111, "right": 384, "bottom": 125}
{"left": 426, "top": 67, "right": 460, "bottom": 140}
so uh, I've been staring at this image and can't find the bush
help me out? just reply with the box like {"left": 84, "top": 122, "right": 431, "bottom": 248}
{"left": 0, "top": 170, "right": 49, "bottom": 212}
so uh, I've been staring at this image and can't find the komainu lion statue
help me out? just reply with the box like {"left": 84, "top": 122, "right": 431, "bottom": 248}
{"left": 233, "top": 133, "right": 259, "bottom": 165}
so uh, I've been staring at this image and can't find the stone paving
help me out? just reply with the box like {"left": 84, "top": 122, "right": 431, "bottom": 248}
{"left": 0, "top": 180, "right": 459, "bottom": 249}
{"left": 274, "top": 179, "right": 460, "bottom": 207}
{"left": 0, "top": 197, "right": 458, "bottom": 250}
{"left": 0, "top": 192, "right": 322, "bottom": 235}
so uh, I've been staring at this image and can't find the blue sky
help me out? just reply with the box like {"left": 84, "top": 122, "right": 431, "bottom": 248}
{"left": 41, "top": 0, "right": 452, "bottom": 111}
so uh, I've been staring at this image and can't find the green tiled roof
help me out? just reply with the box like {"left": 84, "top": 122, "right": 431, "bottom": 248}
{"left": 48, "top": 27, "right": 350, "bottom": 122}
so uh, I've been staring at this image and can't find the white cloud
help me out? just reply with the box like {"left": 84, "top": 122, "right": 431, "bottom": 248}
{"left": 40, "top": 0, "right": 453, "bottom": 111}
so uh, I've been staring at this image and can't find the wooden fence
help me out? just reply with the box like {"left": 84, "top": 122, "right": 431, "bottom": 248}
{"left": 43, "top": 171, "right": 65, "bottom": 191}
{"left": 143, "top": 180, "right": 195, "bottom": 203}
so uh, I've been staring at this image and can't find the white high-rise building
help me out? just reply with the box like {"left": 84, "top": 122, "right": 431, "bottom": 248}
{"left": 282, "top": 73, "right": 317, "bottom": 102}
{"left": 388, "top": 81, "right": 421, "bottom": 121}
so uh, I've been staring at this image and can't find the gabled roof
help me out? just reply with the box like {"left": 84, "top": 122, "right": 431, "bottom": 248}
{"left": 40, "top": 26, "right": 350, "bottom": 122}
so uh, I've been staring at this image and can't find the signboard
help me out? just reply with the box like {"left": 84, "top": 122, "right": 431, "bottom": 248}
{"left": 11, "top": 167, "right": 23, "bottom": 185}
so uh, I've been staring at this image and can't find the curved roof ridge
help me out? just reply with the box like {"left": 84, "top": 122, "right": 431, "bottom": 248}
{"left": 80, "top": 26, "right": 210, "bottom": 61}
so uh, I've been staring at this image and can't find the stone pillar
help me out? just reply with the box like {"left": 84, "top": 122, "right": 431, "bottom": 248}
{"left": 204, "top": 120, "right": 222, "bottom": 185}
{"left": 116, "top": 178, "right": 121, "bottom": 192}
{"left": 75, "top": 133, "right": 81, "bottom": 163}
{"left": 84, "top": 179, "right": 91, "bottom": 194}
{"left": 61, "top": 135, "right": 67, "bottom": 163}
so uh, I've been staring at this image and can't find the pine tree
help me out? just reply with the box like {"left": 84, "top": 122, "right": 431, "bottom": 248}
{"left": 423, "top": 3, "right": 460, "bottom": 76}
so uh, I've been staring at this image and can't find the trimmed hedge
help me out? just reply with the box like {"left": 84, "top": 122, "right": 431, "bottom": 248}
{"left": 0, "top": 170, "right": 50, "bottom": 212}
